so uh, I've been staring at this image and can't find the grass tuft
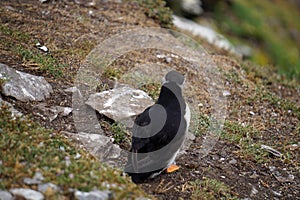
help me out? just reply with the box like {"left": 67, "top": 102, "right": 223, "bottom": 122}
{"left": 189, "top": 177, "right": 239, "bottom": 200}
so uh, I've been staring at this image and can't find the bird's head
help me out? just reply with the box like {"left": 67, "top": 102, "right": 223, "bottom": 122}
{"left": 162, "top": 70, "right": 185, "bottom": 88}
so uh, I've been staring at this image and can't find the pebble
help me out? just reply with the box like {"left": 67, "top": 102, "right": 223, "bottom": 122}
{"left": 250, "top": 186, "right": 258, "bottom": 197}
{"left": 222, "top": 90, "right": 231, "bottom": 97}
{"left": 9, "top": 188, "right": 44, "bottom": 200}
{"left": 38, "top": 183, "right": 59, "bottom": 194}
{"left": 0, "top": 190, "right": 13, "bottom": 200}
{"left": 229, "top": 159, "right": 237, "bottom": 164}
{"left": 249, "top": 111, "right": 255, "bottom": 116}
{"left": 23, "top": 171, "right": 44, "bottom": 185}
{"left": 74, "top": 190, "right": 112, "bottom": 200}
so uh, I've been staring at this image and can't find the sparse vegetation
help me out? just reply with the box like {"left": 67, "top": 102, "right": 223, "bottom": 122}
{"left": 189, "top": 178, "right": 239, "bottom": 200}
{"left": 130, "top": 0, "right": 173, "bottom": 28}
{"left": 139, "top": 82, "right": 161, "bottom": 100}
{"left": 14, "top": 46, "right": 64, "bottom": 77}
{"left": 103, "top": 67, "right": 122, "bottom": 80}
{"left": 0, "top": 104, "right": 146, "bottom": 198}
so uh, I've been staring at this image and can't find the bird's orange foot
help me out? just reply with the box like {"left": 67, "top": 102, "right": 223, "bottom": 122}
{"left": 166, "top": 164, "right": 180, "bottom": 173}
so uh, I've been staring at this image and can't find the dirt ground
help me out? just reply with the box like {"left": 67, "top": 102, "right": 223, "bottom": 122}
{"left": 0, "top": 0, "right": 299, "bottom": 199}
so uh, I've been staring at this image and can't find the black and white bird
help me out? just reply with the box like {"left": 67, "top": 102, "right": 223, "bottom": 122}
{"left": 125, "top": 70, "right": 190, "bottom": 183}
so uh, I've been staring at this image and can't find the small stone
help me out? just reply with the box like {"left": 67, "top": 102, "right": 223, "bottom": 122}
{"left": 229, "top": 159, "right": 237, "bottom": 164}
{"left": 74, "top": 153, "right": 81, "bottom": 159}
{"left": 272, "top": 190, "right": 283, "bottom": 197}
{"left": 64, "top": 86, "right": 78, "bottom": 93}
{"left": 261, "top": 145, "right": 282, "bottom": 157}
{"left": 249, "top": 111, "right": 255, "bottom": 116}
{"left": 269, "top": 166, "right": 276, "bottom": 172}
{"left": 274, "top": 174, "right": 294, "bottom": 183}
{"left": 220, "top": 175, "right": 226, "bottom": 179}
{"left": 250, "top": 186, "right": 258, "bottom": 197}
{"left": 10, "top": 188, "right": 44, "bottom": 200}
{"left": 24, "top": 171, "right": 44, "bottom": 185}
{"left": 24, "top": 177, "right": 41, "bottom": 185}
{"left": 74, "top": 190, "right": 112, "bottom": 200}
{"left": 38, "top": 183, "right": 59, "bottom": 194}
{"left": 165, "top": 57, "right": 172, "bottom": 63}
{"left": 33, "top": 171, "right": 44, "bottom": 182}
{"left": 0, "top": 190, "right": 13, "bottom": 200}
{"left": 222, "top": 90, "right": 231, "bottom": 97}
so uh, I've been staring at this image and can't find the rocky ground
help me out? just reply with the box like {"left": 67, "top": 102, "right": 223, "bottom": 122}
{"left": 0, "top": 0, "right": 299, "bottom": 199}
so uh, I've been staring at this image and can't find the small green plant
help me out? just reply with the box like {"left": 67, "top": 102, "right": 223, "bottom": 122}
{"left": 0, "top": 24, "right": 30, "bottom": 42}
{"left": 110, "top": 122, "right": 128, "bottom": 144}
{"left": 130, "top": 0, "right": 173, "bottom": 28}
{"left": 222, "top": 120, "right": 270, "bottom": 162}
{"left": 192, "top": 113, "right": 210, "bottom": 136}
{"left": 103, "top": 67, "right": 122, "bottom": 80}
{"left": 189, "top": 177, "right": 239, "bottom": 200}
{"left": 139, "top": 82, "right": 161, "bottom": 100}
{"left": 14, "top": 46, "right": 64, "bottom": 77}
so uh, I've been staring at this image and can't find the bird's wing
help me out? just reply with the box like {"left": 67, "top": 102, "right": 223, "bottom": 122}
{"left": 126, "top": 104, "right": 169, "bottom": 173}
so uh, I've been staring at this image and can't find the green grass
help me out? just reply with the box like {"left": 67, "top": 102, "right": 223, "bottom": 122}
{"left": 0, "top": 104, "right": 146, "bottom": 199}
{"left": 189, "top": 177, "right": 239, "bottom": 200}
{"left": 110, "top": 122, "right": 129, "bottom": 144}
{"left": 0, "top": 24, "right": 30, "bottom": 42}
{"left": 14, "top": 46, "right": 64, "bottom": 78}
{"left": 103, "top": 67, "right": 122, "bottom": 80}
{"left": 214, "top": 0, "right": 300, "bottom": 80}
{"left": 138, "top": 82, "right": 161, "bottom": 100}
{"left": 129, "top": 0, "right": 173, "bottom": 28}
{"left": 221, "top": 120, "right": 269, "bottom": 162}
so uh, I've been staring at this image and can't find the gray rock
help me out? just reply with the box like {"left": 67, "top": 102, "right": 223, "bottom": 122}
{"left": 181, "top": 0, "right": 203, "bottom": 16}
{"left": 35, "top": 103, "right": 72, "bottom": 122}
{"left": 261, "top": 144, "right": 282, "bottom": 157}
{"left": 9, "top": 188, "right": 44, "bottom": 200}
{"left": 65, "top": 132, "right": 126, "bottom": 168}
{"left": 229, "top": 158, "right": 237, "bottom": 165}
{"left": 172, "top": 15, "right": 240, "bottom": 57}
{"left": 24, "top": 171, "right": 44, "bottom": 185}
{"left": 86, "top": 86, "right": 153, "bottom": 121}
{"left": 38, "top": 183, "right": 59, "bottom": 194}
{"left": 0, "top": 63, "right": 53, "bottom": 101}
{"left": 0, "top": 190, "right": 13, "bottom": 200}
{"left": 74, "top": 190, "right": 112, "bottom": 200}
{"left": 24, "top": 178, "right": 41, "bottom": 185}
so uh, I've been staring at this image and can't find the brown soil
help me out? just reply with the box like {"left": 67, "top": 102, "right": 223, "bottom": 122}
{"left": 0, "top": 0, "right": 299, "bottom": 199}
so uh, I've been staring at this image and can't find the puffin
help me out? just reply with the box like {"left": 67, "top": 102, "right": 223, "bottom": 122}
{"left": 125, "top": 70, "right": 190, "bottom": 183}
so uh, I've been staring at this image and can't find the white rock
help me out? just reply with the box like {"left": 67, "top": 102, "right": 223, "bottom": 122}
{"left": 86, "top": 86, "right": 154, "bottom": 121}
{"left": 9, "top": 188, "right": 44, "bottom": 200}
{"left": 64, "top": 132, "right": 126, "bottom": 169}
{"left": 181, "top": 0, "right": 203, "bottom": 15}
{"left": 74, "top": 190, "right": 111, "bottom": 200}
{"left": 0, "top": 190, "right": 13, "bottom": 200}
{"left": 0, "top": 63, "right": 53, "bottom": 102}
{"left": 38, "top": 183, "right": 59, "bottom": 194}
{"left": 222, "top": 90, "right": 231, "bottom": 97}
{"left": 173, "top": 15, "right": 240, "bottom": 56}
